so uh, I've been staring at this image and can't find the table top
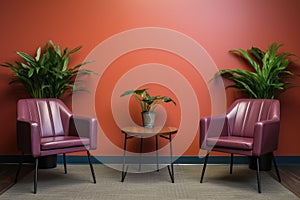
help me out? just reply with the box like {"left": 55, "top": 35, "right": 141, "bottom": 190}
{"left": 121, "top": 126, "right": 178, "bottom": 138}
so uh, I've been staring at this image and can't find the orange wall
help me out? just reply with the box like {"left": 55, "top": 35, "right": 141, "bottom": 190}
{"left": 1, "top": 0, "right": 300, "bottom": 156}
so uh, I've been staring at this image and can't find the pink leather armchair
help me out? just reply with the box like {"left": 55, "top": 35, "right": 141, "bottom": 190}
{"left": 14, "top": 98, "right": 98, "bottom": 193}
{"left": 200, "top": 99, "right": 281, "bottom": 193}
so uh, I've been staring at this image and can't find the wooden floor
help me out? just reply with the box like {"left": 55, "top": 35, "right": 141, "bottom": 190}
{"left": 0, "top": 164, "right": 33, "bottom": 195}
{"left": 0, "top": 164, "right": 299, "bottom": 197}
{"left": 269, "top": 166, "right": 300, "bottom": 198}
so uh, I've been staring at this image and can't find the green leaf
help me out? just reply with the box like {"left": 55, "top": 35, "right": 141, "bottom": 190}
{"left": 16, "top": 51, "right": 36, "bottom": 64}
{"left": 49, "top": 40, "right": 56, "bottom": 50}
{"left": 120, "top": 89, "right": 147, "bottom": 97}
{"left": 57, "top": 44, "right": 62, "bottom": 56}
{"left": 120, "top": 90, "right": 136, "bottom": 97}
{"left": 62, "top": 56, "right": 69, "bottom": 71}
{"left": 27, "top": 68, "right": 34, "bottom": 77}
{"left": 70, "top": 61, "right": 92, "bottom": 71}
{"left": 68, "top": 46, "right": 82, "bottom": 55}
{"left": 20, "top": 63, "right": 30, "bottom": 69}
{"left": 35, "top": 47, "right": 41, "bottom": 61}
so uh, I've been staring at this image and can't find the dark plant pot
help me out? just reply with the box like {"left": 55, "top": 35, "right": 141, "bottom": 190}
{"left": 38, "top": 155, "right": 57, "bottom": 169}
{"left": 248, "top": 152, "right": 273, "bottom": 171}
{"left": 142, "top": 111, "right": 156, "bottom": 128}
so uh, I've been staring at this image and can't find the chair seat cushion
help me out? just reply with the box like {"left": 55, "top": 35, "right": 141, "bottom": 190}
{"left": 206, "top": 136, "right": 253, "bottom": 150}
{"left": 41, "top": 136, "right": 90, "bottom": 150}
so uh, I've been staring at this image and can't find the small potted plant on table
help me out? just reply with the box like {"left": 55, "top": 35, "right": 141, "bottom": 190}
{"left": 121, "top": 88, "right": 176, "bottom": 128}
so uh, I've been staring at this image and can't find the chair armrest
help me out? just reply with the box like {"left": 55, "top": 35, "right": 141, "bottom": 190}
{"left": 200, "top": 115, "right": 228, "bottom": 149}
{"left": 17, "top": 120, "right": 41, "bottom": 158}
{"left": 69, "top": 116, "right": 98, "bottom": 150}
{"left": 253, "top": 119, "right": 280, "bottom": 156}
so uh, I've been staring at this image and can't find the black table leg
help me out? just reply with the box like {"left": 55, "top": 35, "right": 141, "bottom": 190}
{"left": 167, "top": 133, "right": 174, "bottom": 183}
{"left": 121, "top": 134, "right": 128, "bottom": 182}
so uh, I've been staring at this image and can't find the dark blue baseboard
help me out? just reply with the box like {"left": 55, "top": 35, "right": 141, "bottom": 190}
{"left": 1, "top": 155, "right": 300, "bottom": 165}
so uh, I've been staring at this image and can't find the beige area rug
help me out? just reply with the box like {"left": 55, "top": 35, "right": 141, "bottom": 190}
{"left": 0, "top": 164, "right": 298, "bottom": 200}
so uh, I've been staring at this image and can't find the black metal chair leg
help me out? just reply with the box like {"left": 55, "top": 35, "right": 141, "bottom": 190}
{"left": 230, "top": 153, "right": 234, "bottom": 174}
{"left": 63, "top": 153, "right": 67, "bottom": 174}
{"left": 15, "top": 153, "right": 24, "bottom": 183}
{"left": 200, "top": 153, "right": 209, "bottom": 183}
{"left": 34, "top": 158, "right": 38, "bottom": 194}
{"left": 167, "top": 164, "right": 174, "bottom": 183}
{"left": 272, "top": 153, "right": 281, "bottom": 182}
{"left": 256, "top": 157, "right": 261, "bottom": 193}
{"left": 87, "top": 151, "right": 96, "bottom": 184}
{"left": 168, "top": 133, "right": 174, "bottom": 183}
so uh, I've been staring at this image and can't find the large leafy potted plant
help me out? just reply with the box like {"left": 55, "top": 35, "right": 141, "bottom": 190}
{"left": 121, "top": 88, "right": 176, "bottom": 128}
{"left": 216, "top": 42, "right": 296, "bottom": 170}
{"left": 1, "top": 40, "right": 94, "bottom": 98}
{"left": 217, "top": 42, "right": 295, "bottom": 99}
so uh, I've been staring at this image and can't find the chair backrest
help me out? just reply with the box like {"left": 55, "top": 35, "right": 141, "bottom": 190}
{"left": 17, "top": 98, "right": 72, "bottom": 138}
{"left": 227, "top": 99, "right": 280, "bottom": 138}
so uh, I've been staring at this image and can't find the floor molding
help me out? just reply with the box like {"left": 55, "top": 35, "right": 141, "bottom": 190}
{"left": 0, "top": 155, "right": 299, "bottom": 165}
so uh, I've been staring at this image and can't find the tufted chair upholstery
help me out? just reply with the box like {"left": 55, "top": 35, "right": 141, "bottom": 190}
{"left": 15, "top": 98, "right": 98, "bottom": 193}
{"left": 199, "top": 99, "right": 281, "bottom": 193}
